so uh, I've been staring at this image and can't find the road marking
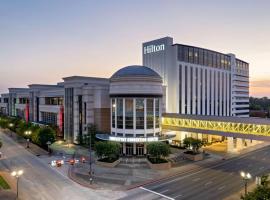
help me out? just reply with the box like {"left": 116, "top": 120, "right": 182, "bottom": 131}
{"left": 140, "top": 187, "right": 174, "bottom": 200}
{"left": 173, "top": 194, "right": 183, "bottom": 198}
{"left": 262, "top": 158, "right": 266, "bottom": 161}
{"left": 159, "top": 189, "right": 169, "bottom": 194}
{"left": 218, "top": 186, "right": 225, "bottom": 190}
{"left": 260, "top": 166, "right": 265, "bottom": 170}
{"left": 205, "top": 181, "right": 213, "bottom": 186}
{"left": 193, "top": 177, "right": 201, "bottom": 182}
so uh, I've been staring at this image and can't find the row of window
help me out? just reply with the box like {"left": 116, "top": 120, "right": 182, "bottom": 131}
{"left": 0, "top": 98, "right": 8, "bottom": 103}
{"left": 179, "top": 65, "right": 231, "bottom": 116}
{"left": 40, "top": 111, "right": 58, "bottom": 125}
{"left": 177, "top": 45, "right": 231, "bottom": 70}
{"left": 45, "top": 97, "right": 63, "bottom": 105}
{"left": 112, "top": 98, "right": 160, "bottom": 130}
{"left": 18, "top": 98, "right": 29, "bottom": 104}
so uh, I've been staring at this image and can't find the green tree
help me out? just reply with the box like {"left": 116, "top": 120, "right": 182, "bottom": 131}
{"left": 147, "top": 142, "right": 170, "bottom": 163}
{"left": 35, "top": 127, "right": 56, "bottom": 147}
{"left": 95, "top": 141, "right": 120, "bottom": 161}
{"left": 0, "top": 139, "right": 2, "bottom": 148}
{"left": 241, "top": 175, "right": 270, "bottom": 200}
{"left": 183, "top": 137, "right": 204, "bottom": 153}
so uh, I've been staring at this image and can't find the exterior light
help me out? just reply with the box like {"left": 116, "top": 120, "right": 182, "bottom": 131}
{"left": 11, "top": 169, "right": 24, "bottom": 199}
{"left": 240, "top": 171, "right": 252, "bottom": 196}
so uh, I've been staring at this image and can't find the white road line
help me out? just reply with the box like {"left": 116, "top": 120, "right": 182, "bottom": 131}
{"left": 173, "top": 194, "right": 183, "bottom": 198}
{"left": 218, "top": 186, "right": 225, "bottom": 190}
{"left": 193, "top": 177, "right": 200, "bottom": 182}
{"left": 159, "top": 189, "right": 169, "bottom": 194}
{"left": 140, "top": 187, "right": 174, "bottom": 200}
{"left": 205, "top": 181, "right": 213, "bottom": 186}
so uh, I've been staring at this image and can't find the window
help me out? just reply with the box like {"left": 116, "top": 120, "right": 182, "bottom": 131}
{"left": 125, "top": 99, "right": 133, "bottom": 129}
{"left": 112, "top": 99, "right": 116, "bottom": 128}
{"left": 136, "top": 99, "right": 144, "bottom": 129}
{"left": 155, "top": 99, "right": 160, "bottom": 128}
{"left": 40, "top": 112, "right": 57, "bottom": 125}
{"left": 147, "top": 99, "right": 154, "bottom": 129}
{"left": 117, "top": 99, "right": 123, "bottom": 129}
{"left": 188, "top": 47, "right": 194, "bottom": 63}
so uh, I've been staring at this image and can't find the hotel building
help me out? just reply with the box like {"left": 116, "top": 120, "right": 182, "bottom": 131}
{"left": 0, "top": 37, "right": 251, "bottom": 155}
{"left": 143, "top": 37, "right": 249, "bottom": 117}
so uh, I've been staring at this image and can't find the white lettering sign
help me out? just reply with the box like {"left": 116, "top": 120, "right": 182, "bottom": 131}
{"left": 144, "top": 44, "right": 165, "bottom": 54}
{"left": 109, "top": 136, "right": 158, "bottom": 143}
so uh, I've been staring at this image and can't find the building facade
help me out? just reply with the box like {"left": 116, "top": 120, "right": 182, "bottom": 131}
{"left": 143, "top": 37, "right": 249, "bottom": 117}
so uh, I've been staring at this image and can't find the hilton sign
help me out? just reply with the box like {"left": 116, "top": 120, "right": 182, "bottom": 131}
{"left": 144, "top": 44, "right": 165, "bottom": 54}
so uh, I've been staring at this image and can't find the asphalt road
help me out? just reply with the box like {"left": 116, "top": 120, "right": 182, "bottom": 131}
{"left": 0, "top": 130, "right": 124, "bottom": 200}
{"left": 123, "top": 145, "right": 270, "bottom": 200}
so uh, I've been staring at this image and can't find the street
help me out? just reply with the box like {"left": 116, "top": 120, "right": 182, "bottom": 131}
{"left": 123, "top": 145, "right": 270, "bottom": 200}
{"left": 0, "top": 130, "right": 125, "bottom": 200}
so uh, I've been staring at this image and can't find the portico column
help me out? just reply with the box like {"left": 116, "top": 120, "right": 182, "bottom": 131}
{"left": 227, "top": 137, "right": 235, "bottom": 153}
{"left": 123, "top": 143, "right": 126, "bottom": 155}
{"left": 144, "top": 143, "right": 147, "bottom": 154}
{"left": 133, "top": 143, "right": 136, "bottom": 155}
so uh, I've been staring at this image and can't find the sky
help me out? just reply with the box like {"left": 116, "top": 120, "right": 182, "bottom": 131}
{"left": 0, "top": 0, "right": 270, "bottom": 97}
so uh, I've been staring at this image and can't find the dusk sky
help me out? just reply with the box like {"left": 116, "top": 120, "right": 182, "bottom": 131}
{"left": 1, "top": 0, "right": 270, "bottom": 97}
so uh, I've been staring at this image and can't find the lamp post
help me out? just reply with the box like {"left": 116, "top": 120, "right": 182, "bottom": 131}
{"left": 9, "top": 123, "right": 14, "bottom": 137}
{"left": 11, "top": 169, "right": 24, "bottom": 200}
{"left": 46, "top": 141, "right": 52, "bottom": 155}
{"left": 87, "top": 124, "right": 93, "bottom": 184}
{"left": 24, "top": 130, "right": 32, "bottom": 148}
{"left": 240, "top": 171, "right": 252, "bottom": 196}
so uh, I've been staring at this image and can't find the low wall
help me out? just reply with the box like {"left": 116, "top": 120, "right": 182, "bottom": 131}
{"left": 183, "top": 152, "right": 204, "bottom": 161}
{"left": 147, "top": 159, "right": 171, "bottom": 170}
{"left": 96, "top": 159, "right": 120, "bottom": 168}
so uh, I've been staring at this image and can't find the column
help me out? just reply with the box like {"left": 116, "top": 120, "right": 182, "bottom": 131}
{"left": 215, "top": 71, "right": 219, "bottom": 116}
{"left": 206, "top": 69, "right": 210, "bottom": 115}
{"left": 202, "top": 68, "right": 206, "bottom": 115}
{"left": 211, "top": 71, "right": 215, "bottom": 115}
{"left": 133, "top": 143, "right": 136, "bottom": 155}
{"left": 227, "top": 137, "right": 235, "bottom": 153}
{"left": 123, "top": 143, "right": 126, "bottom": 155}
{"left": 181, "top": 66, "right": 186, "bottom": 114}
{"left": 197, "top": 68, "right": 201, "bottom": 115}
{"left": 187, "top": 66, "right": 191, "bottom": 114}
{"left": 192, "top": 67, "right": 196, "bottom": 114}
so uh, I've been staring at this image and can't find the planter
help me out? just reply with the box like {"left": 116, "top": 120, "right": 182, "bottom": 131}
{"left": 183, "top": 152, "right": 204, "bottom": 161}
{"left": 147, "top": 159, "right": 171, "bottom": 170}
{"left": 96, "top": 158, "right": 120, "bottom": 168}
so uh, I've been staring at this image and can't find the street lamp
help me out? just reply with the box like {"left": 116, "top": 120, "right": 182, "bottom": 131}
{"left": 9, "top": 123, "right": 14, "bottom": 137}
{"left": 11, "top": 169, "right": 24, "bottom": 200}
{"left": 24, "top": 130, "right": 32, "bottom": 148}
{"left": 240, "top": 171, "right": 252, "bottom": 196}
{"left": 46, "top": 141, "right": 52, "bottom": 155}
{"left": 87, "top": 124, "right": 93, "bottom": 184}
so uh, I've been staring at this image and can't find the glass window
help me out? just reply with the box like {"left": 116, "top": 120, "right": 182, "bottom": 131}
{"left": 117, "top": 99, "right": 123, "bottom": 129}
{"left": 147, "top": 99, "right": 154, "bottom": 129}
{"left": 184, "top": 46, "right": 189, "bottom": 62}
{"left": 194, "top": 48, "right": 198, "bottom": 64}
{"left": 136, "top": 99, "right": 144, "bottom": 129}
{"left": 178, "top": 45, "right": 185, "bottom": 61}
{"left": 125, "top": 99, "right": 133, "bottom": 129}
{"left": 203, "top": 50, "right": 208, "bottom": 66}
{"left": 199, "top": 49, "right": 204, "bottom": 65}
{"left": 188, "top": 47, "right": 194, "bottom": 63}
{"left": 155, "top": 99, "right": 160, "bottom": 128}
{"left": 112, "top": 99, "right": 116, "bottom": 128}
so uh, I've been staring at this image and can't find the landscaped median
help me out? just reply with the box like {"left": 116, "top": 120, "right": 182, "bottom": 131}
{"left": 0, "top": 175, "right": 10, "bottom": 190}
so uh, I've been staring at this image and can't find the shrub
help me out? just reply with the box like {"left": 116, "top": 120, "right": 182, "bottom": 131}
{"left": 0, "top": 139, "right": 2, "bottom": 148}
{"left": 35, "top": 127, "right": 56, "bottom": 147}
{"left": 95, "top": 141, "right": 120, "bottom": 161}
{"left": 147, "top": 142, "right": 170, "bottom": 163}
{"left": 183, "top": 137, "right": 204, "bottom": 153}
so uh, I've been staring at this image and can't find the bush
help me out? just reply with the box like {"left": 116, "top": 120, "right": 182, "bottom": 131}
{"left": 147, "top": 142, "right": 170, "bottom": 163}
{"left": 95, "top": 141, "right": 120, "bottom": 161}
{"left": 35, "top": 127, "right": 56, "bottom": 147}
{"left": 183, "top": 137, "right": 204, "bottom": 153}
{"left": 0, "top": 139, "right": 2, "bottom": 148}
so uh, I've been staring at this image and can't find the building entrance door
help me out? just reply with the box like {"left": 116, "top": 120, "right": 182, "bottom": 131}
{"left": 126, "top": 143, "right": 133, "bottom": 156}
{"left": 136, "top": 143, "right": 144, "bottom": 156}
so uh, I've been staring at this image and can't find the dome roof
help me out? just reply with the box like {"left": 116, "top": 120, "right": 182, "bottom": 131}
{"left": 111, "top": 65, "right": 161, "bottom": 80}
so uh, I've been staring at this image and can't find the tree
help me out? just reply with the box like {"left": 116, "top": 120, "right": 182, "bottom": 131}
{"left": 95, "top": 141, "right": 120, "bottom": 161}
{"left": 183, "top": 137, "right": 204, "bottom": 153}
{"left": 0, "top": 139, "right": 2, "bottom": 148}
{"left": 35, "top": 127, "right": 56, "bottom": 147}
{"left": 147, "top": 142, "right": 170, "bottom": 163}
{"left": 241, "top": 175, "right": 270, "bottom": 200}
